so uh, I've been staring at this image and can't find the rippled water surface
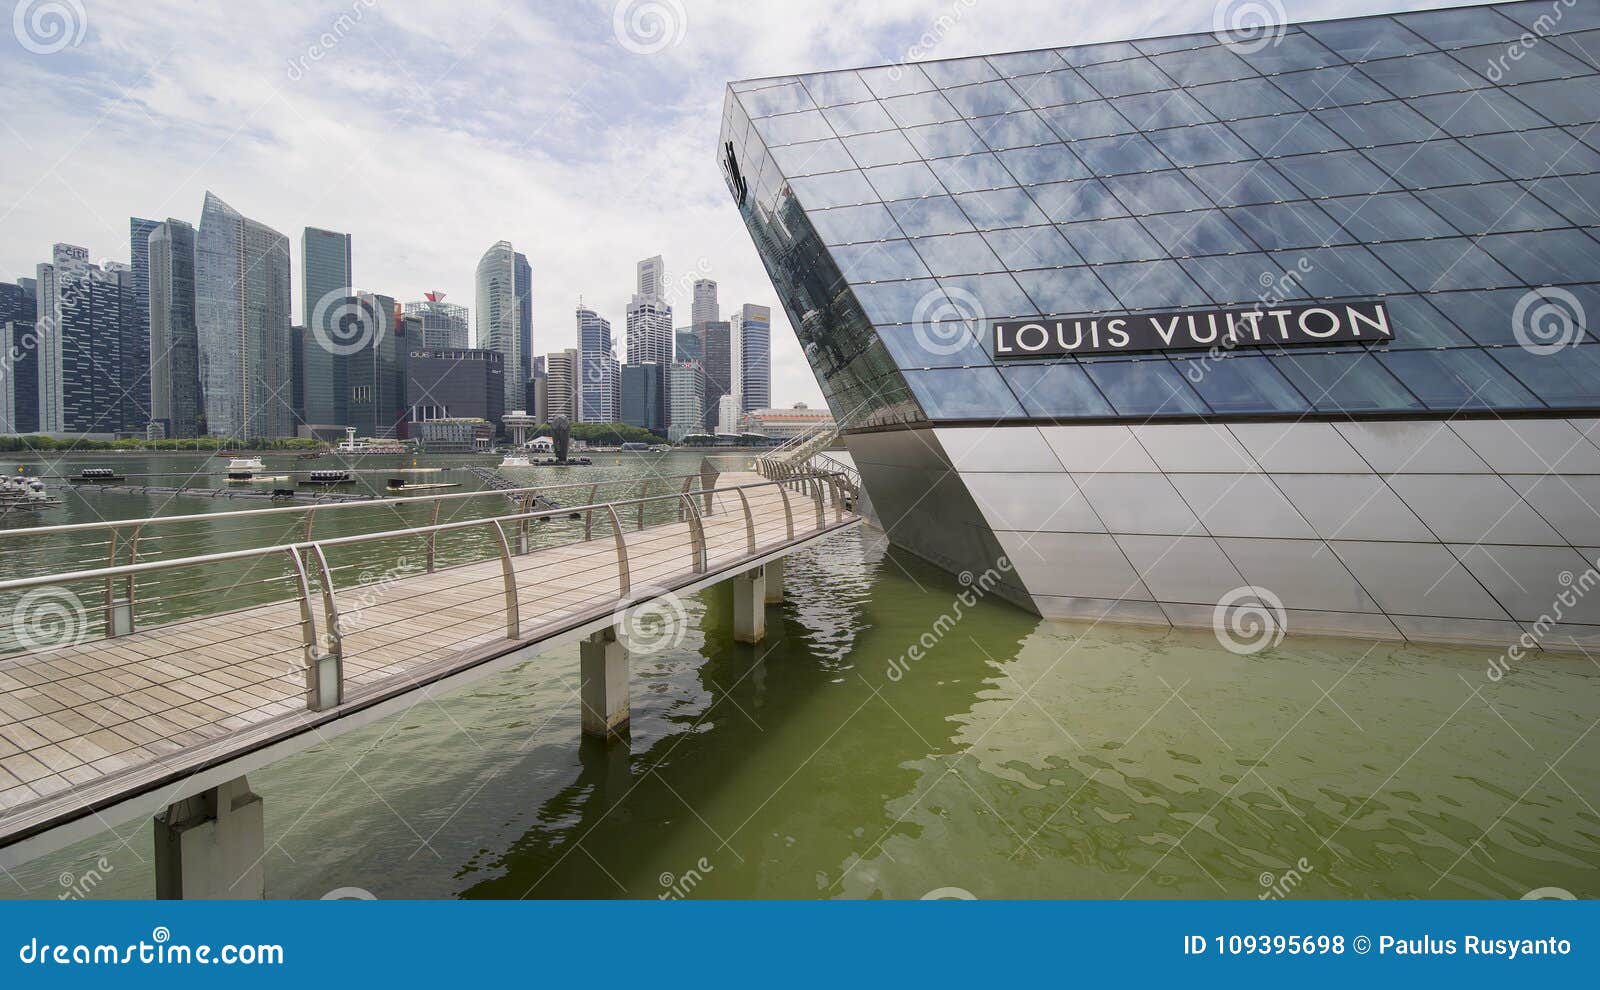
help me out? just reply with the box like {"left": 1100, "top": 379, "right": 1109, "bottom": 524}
{"left": 3, "top": 454, "right": 1598, "bottom": 899}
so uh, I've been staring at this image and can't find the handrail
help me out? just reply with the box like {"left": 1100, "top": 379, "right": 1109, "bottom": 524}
{"left": 0, "top": 473, "right": 853, "bottom": 594}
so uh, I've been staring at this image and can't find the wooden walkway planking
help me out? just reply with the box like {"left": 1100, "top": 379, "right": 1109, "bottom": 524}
{"left": 0, "top": 473, "right": 852, "bottom": 843}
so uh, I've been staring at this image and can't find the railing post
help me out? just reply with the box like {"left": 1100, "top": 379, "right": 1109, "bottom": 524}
{"left": 809, "top": 477, "right": 825, "bottom": 530}
{"left": 678, "top": 493, "right": 707, "bottom": 573}
{"left": 604, "top": 505, "right": 631, "bottom": 597}
{"left": 489, "top": 520, "right": 521, "bottom": 638}
{"left": 778, "top": 483, "right": 794, "bottom": 540}
{"left": 426, "top": 497, "right": 441, "bottom": 572}
{"left": 734, "top": 488, "right": 757, "bottom": 555}
{"left": 306, "top": 544, "right": 343, "bottom": 711}
{"left": 584, "top": 484, "right": 599, "bottom": 541}
{"left": 516, "top": 495, "right": 532, "bottom": 555}
{"left": 284, "top": 548, "right": 323, "bottom": 709}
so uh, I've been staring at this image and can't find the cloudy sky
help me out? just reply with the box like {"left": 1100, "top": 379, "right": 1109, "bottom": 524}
{"left": 1, "top": 0, "right": 1482, "bottom": 408}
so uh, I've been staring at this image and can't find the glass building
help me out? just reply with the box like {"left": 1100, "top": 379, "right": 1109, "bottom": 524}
{"left": 720, "top": 0, "right": 1600, "bottom": 650}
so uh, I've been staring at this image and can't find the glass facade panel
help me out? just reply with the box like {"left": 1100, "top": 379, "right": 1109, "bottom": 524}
{"left": 722, "top": 2, "right": 1600, "bottom": 430}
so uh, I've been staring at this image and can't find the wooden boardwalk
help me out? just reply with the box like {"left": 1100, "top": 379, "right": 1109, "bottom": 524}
{"left": 0, "top": 472, "right": 858, "bottom": 854}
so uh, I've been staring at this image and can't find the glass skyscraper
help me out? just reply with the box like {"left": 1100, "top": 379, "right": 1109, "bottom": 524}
{"left": 147, "top": 219, "right": 200, "bottom": 439}
{"left": 476, "top": 240, "right": 525, "bottom": 417}
{"left": 737, "top": 302, "right": 771, "bottom": 412}
{"left": 577, "top": 305, "right": 617, "bottom": 422}
{"left": 721, "top": 0, "right": 1600, "bottom": 650}
{"left": 300, "top": 227, "right": 353, "bottom": 429}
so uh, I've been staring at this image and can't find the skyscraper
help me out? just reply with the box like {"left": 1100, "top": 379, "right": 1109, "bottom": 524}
{"left": 0, "top": 278, "right": 38, "bottom": 434}
{"left": 301, "top": 227, "right": 352, "bottom": 428}
{"left": 691, "top": 278, "right": 719, "bottom": 327}
{"left": 698, "top": 320, "right": 731, "bottom": 431}
{"left": 636, "top": 255, "right": 664, "bottom": 299}
{"left": 514, "top": 250, "right": 533, "bottom": 388}
{"left": 576, "top": 304, "right": 616, "bottom": 422}
{"left": 620, "top": 362, "right": 665, "bottom": 435}
{"left": 403, "top": 293, "right": 469, "bottom": 349}
{"left": 125, "top": 217, "right": 159, "bottom": 433}
{"left": 674, "top": 326, "right": 701, "bottom": 364}
{"left": 668, "top": 361, "right": 705, "bottom": 443}
{"left": 147, "top": 219, "right": 200, "bottom": 438}
{"left": 738, "top": 303, "right": 771, "bottom": 413}
{"left": 545, "top": 348, "right": 579, "bottom": 423}
{"left": 350, "top": 291, "right": 404, "bottom": 438}
{"left": 625, "top": 297, "right": 674, "bottom": 365}
{"left": 35, "top": 245, "right": 130, "bottom": 436}
{"left": 475, "top": 240, "right": 524, "bottom": 417}
{"left": 196, "top": 192, "right": 293, "bottom": 439}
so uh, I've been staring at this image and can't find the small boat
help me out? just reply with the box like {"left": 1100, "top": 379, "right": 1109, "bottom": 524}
{"left": 226, "top": 456, "right": 265, "bottom": 479}
{"left": 499, "top": 453, "right": 532, "bottom": 468}
{"left": 78, "top": 468, "right": 124, "bottom": 482}
{"left": 300, "top": 469, "right": 353, "bottom": 486}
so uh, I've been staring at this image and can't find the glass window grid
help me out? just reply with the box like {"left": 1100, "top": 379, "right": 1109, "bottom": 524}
{"left": 724, "top": 8, "right": 1600, "bottom": 425}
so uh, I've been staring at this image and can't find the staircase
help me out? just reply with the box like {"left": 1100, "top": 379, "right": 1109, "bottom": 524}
{"left": 755, "top": 423, "right": 860, "bottom": 504}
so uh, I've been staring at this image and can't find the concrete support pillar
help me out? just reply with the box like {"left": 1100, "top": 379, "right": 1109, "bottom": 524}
{"left": 580, "top": 627, "right": 629, "bottom": 740}
{"left": 733, "top": 566, "right": 766, "bottom": 644}
{"left": 153, "top": 776, "right": 265, "bottom": 899}
{"left": 764, "top": 557, "right": 785, "bottom": 604}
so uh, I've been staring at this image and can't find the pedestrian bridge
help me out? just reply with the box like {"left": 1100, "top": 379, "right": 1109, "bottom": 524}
{"left": 0, "top": 464, "right": 860, "bottom": 893}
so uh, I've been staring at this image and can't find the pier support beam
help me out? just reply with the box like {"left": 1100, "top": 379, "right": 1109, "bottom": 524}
{"left": 153, "top": 776, "right": 265, "bottom": 900}
{"left": 580, "top": 627, "right": 629, "bottom": 740}
{"left": 764, "top": 557, "right": 785, "bottom": 604}
{"left": 733, "top": 566, "right": 766, "bottom": 644}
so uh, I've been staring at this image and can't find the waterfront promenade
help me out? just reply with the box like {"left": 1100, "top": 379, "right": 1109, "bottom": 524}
{"left": 0, "top": 467, "right": 859, "bottom": 876}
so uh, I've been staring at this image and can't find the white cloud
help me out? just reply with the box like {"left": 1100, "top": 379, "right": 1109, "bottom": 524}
{"left": 0, "top": 0, "right": 1488, "bottom": 410}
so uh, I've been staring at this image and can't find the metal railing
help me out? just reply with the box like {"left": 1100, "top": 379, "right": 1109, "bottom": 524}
{"left": 0, "top": 472, "right": 858, "bottom": 713}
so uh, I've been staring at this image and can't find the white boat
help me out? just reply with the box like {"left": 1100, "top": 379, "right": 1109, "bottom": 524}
{"left": 226, "top": 456, "right": 265, "bottom": 478}
{"left": 499, "top": 453, "right": 532, "bottom": 468}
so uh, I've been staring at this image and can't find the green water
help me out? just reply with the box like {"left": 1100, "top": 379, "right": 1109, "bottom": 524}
{"left": 2, "top": 455, "right": 1598, "bottom": 900}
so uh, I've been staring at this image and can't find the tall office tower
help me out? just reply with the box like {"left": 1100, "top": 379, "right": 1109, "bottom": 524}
{"left": 620, "top": 362, "right": 665, "bottom": 434}
{"left": 403, "top": 292, "right": 469, "bottom": 349}
{"left": 576, "top": 304, "right": 616, "bottom": 422}
{"left": 698, "top": 320, "right": 731, "bottom": 431}
{"left": 691, "top": 278, "right": 718, "bottom": 327}
{"left": 514, "top": 250, "right": 533, "bottom": 387}
{"left": 716, "top": 393, "right": 739, "bottom": 435}
{"left": 545, "top": 348, "right": 579, "bottom": 423}
{"left": 476, "top": 240, "right": 524, "bottom": 416}
{"left": 674, "top": 326, "right": 701, "bottom": 364}
{"left": 290, "top": 324, "right": 306, "bottom": 427}
{"left": 0, "top": 278, "right": 38, "bottom": 433}
{"left": 625, "top": 296, "right": 674, "bottom": 366}
{"left": 301, "top": 227, "right": 353, "bottom": 428}
{"left": 349, "top": 292, "right": 404, "bottom": 437}
{"left": 529, "top": 353, "right": 547, "bottom": 423}
{"left": 147, "top": 219, "right": 200, "bottom": 438}
{"left": 667, "top": 361, "right": 705, "bottom": 442}
{"left": 729, "top": 310, "right": 742, "bottom": 403}
{"left": 738, "top": 303, "right": 771, "bottom": 413}
{"left": 125, "top": 217, "right": 160, "bottom": 432}
{"left": 196, "top": 192, "right": 294, "bottom": 439}
{"left": 36, "top": 247, "right": 130, "bottom": 435}
{"left": 636, "top": 255, "right": 664, "bottom": 299}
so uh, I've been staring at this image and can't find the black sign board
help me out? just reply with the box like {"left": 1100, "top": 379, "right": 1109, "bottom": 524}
{"left": 992, "top": 301, "right": 1393, "bottom": 358}
{"left": 722, "top": 141, "right": 748, "bottom": 207}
